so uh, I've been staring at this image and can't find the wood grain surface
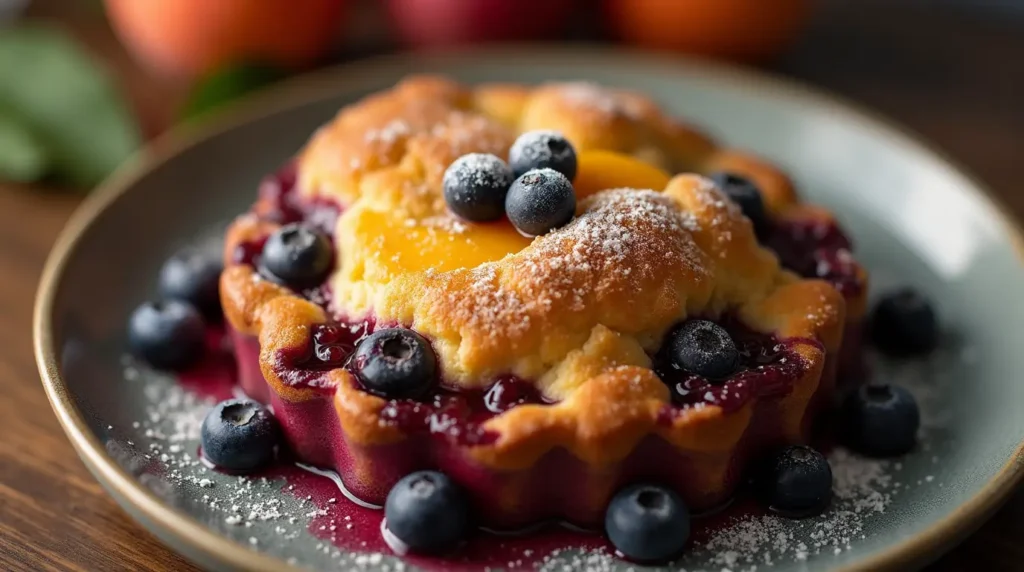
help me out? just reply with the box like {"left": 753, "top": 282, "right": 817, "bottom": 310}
{"left": 1, "top": 1, "right": 1020, "bottom": 570}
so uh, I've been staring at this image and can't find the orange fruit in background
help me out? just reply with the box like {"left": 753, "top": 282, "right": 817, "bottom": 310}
{"left": 104, "top": 0, "right": 347, "bottom": 78}
{"left": 605, "top": 0, "right": 813, "bottom": 63}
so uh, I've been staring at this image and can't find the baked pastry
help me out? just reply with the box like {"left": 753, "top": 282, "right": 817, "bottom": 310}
{"left": 220, "top": 77, "right": 856, "bottom": 530}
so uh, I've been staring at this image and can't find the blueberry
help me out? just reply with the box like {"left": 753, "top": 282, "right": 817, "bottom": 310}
{"left": 259, "top": 223, "right": 333, "bottom": 290}
{"left": 158, "top": 247, "right": 223, "bottom": 320}
{"left": 668, "top": 320, "right": 738, "bottom": 380}
{"left": 509, "top": 130, "right": 578, "bottom": 180}
{"left": 128, "top": 300, "right": 205, "bottom": 370}
{"left": 351, "top": 328, "right": 437, "bottom": 399}
{"left": 841, "top": 383, "right": 920, "bottom": 457}
{"left": 710, "top": 171, "right": 768, "bottom": 236}
{"left": 870, "top": 288, "right": 939, "bottom": 356}
{"left": 505, "top": 168, "right": 576, "bottom": 237}
{"left": 385, "top": 471, "right": 471, "bottom": 554}
{"left": 605, "top": 484, "right": 690, "bottom": 563}
{"left": 200, "top": 399, "right": 281, "bottom": 472}
{"left": 754, "top": 445, "right": 832, "bottom": 517}
{"left": 442, "top": 153, "right": 514, "bottom": 222}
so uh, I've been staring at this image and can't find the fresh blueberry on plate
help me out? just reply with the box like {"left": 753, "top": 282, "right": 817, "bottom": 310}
{"left": 351, "top": 328, "right": 437, "bottom": 399}
{"left": 841, "top": 382, "right": 920, "bottom": 457}
{"left": 668, "top": 319, "right": 738, "bottom": 380}
{"left": 870, "top": 288, "right": 939, "bottom": 356}
{"left": 605, "top": 483, "right": 690, "bottom": 563}
{"left": 509, "top": 130, "right": 578, "bottom": 180}
{"left": 385, "top": 471, "right": 471, "bottom": 554}
{"left": 710, "top": 171, "right": 768, "bottom": 236}
{"left": 158, "top": 247, "right": 223, "bottom": 320}
{"left": 442, "top": 153, "right": 514, "bottom": 222}
{"left": 128, "top": 299, "right": 205, "bottom": 371}
{"left": 200, "top": 399, "right": 281, "bottom": 472}
{"left": 754, "top": 445, "right": 833, "bottom": 517}
{"left": 505, "top": 168, "right": 576, "bottom": 237}
{"left": 259, "top": 223, "right": 333, "bottom": 290}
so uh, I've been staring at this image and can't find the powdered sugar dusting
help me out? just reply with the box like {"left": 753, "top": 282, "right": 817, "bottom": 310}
{"left": 115, "top": 343, "right": 951, "bottom": 571}
{"left": 441, "top": 189, "right": 710, "bottom": 340}
{"left": 115, "top": 359, "right": 399, "bottom": 569}
{"left": 686, "top": 448, "right": 897, "bottom": 571}
{"left": 556, "top": 82, "right": 644, "bottom": 122}
{"left": 539, "top": 549, "right": 624, "bottom": 572}
{"left": 540, "top": 189, "right": 703, "bottom": 272}
{"left": 334, "top": 104, "right": 511, "bottom": 182}
{"left": 430, "top": 111, "right": 510, "bottom": 159}
{"left": 866, "top": 342, "right": 962, "bottom": 431}
{"left": 536, "top": 447, "right": 908, "bottom": 572}
{"left": 509, "top": 130, "right": 573, "bottom": 169}
{"left": 806, "top": 292, "right": 840, "bottom": 330}
{"left": 831, "top": 448, "right": 894, "bottom": 513}
{"left": 442, "top": 152, "right": 513, "bottom": 197}
{"left": 364, "top": 120, "right": 410, "bottom": 145}
{"left": 689, "top": 174, "right": 747, "bottom": 255}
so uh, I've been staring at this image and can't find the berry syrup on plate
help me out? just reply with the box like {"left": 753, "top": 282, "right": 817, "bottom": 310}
{"left": 182, "top": 317, "right": 810, "bottom": 570}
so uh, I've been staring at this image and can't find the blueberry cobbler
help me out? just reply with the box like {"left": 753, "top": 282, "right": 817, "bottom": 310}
{"left": 128, "top": 77, "right": 935, "bottom": 564}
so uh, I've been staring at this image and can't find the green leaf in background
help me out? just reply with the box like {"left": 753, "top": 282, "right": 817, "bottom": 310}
{"left": 180, "top": 63, "right": 285, "bottom": 123}
{"left": 0, "top": 110, "right": 49, "bottom": 182}
{"left": 0, "top": 26, "right": 141, "bottom": 187}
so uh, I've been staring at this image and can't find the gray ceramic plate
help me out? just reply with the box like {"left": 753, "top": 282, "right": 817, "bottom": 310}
{"left": 35, "top": 48, "right": 1024, "bottom": 572}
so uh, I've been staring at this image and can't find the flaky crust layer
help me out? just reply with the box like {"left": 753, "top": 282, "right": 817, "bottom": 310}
{"left": 222, "top": 76, "right": 847, "bottom": 472}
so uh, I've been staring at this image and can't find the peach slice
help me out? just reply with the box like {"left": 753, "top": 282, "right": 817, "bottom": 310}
{"left": 351, "top": 209, "right": 532, "bottom": 277}
{"left": 104, "top": 0, "right": 347, "bottom": 77}
{"left": 574, "top": 150, "right": 672, "bottom": 198}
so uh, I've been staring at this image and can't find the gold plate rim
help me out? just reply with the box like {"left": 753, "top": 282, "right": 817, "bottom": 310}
{"left": 33, "top": 46, "right": 1024, "bottom": 572}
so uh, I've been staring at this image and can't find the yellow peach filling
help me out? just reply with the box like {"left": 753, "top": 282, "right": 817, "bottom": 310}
{"left": 332, "top": 149, "right": 676, "bottom": 317}
{"left": 574, "top": 149, "right": 672, "bottom": 198}
{"left": 342, "top": 151, "right": 672, "bottom": 280}
{"left": 339, "top": 207, "right": 532, "bottom": 280}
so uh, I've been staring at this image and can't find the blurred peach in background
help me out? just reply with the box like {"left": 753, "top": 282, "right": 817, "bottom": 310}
{"left": 104, "top": 0, "right": 816, "bottom": 80}
{"left": 2, "top": 0, "right": 818, "bottom": 189}
{"left": 605, "top": 0, "right": 812, "bottom": 62}
{"left": 104, "top": 0, "right": 348, "bottom": 78}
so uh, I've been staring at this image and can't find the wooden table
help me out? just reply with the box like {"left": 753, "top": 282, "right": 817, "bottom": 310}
{"left": 1, "top": 2, "right": 1020, "bottom": 571}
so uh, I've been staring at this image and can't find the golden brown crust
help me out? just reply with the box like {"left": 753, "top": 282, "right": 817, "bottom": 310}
{"left": 702, "top": 149, "right": 799, "bottom": 213}
{"left": 220, "top": 76, "right": 850, "bottom": 471}
{"left": 699, "top": 149, "right": 869, "bottom": 322}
